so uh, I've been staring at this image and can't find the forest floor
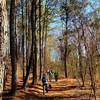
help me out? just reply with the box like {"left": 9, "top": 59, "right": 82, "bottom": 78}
{"left": 2, "top": 64, "right": 100, "bottom": 100}
{"left": 3, "top": 77, "right": 100, "bottom": 100}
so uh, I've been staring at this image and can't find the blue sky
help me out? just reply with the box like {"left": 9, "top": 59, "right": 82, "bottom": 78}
{"left": 85, "top": 0, "right": 100, "bottom": 13}
{"left": 49, "top": 17, "right": 63, "bottom": 37}
{"left": 49, "top": 0, "right": 100, "bottom": 36}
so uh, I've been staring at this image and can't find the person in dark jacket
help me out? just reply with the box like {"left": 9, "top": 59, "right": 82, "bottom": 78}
{"left": 42, "top": 73, "right": 48, "bottom": 94}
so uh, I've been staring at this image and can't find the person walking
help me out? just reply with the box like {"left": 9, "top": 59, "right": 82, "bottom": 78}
{"left": 42, "top": 73, "right": 48, "bottom": 95}
{"left": 47, "top": 69, "right": 53, "bottom": 82}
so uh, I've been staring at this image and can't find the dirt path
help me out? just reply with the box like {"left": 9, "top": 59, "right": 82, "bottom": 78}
{"left": 3, "top": 78, "right": 100, "bottom": 100}
{"left": 2, "top": 64, "right": 100, "bottom": 100}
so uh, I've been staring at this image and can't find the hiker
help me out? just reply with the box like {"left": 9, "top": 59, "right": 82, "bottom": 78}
{"left": 47, "top": 69, "right": 53, "bottom": 82}
{"left": 42, "top": 73, "right": 48, "bottom": 94}
{"left": 54, "top": 71, "right": 59, "bottom": 82}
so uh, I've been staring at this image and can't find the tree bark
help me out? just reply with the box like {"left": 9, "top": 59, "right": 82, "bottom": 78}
{"left": 10, "top": 0, "right": 17, "bottom": 95}
{"left": 23, "top": 0, "right": 37, "bottom": 87}
{"left": 39, "top": 0, "right": 42, "bottom": 80}
{"left": 63, "top": 5, "right": 69, "bottom": 78}
{"left": 21, "top": 0, "right": 25, "bottom": 82}
{"left": 0, "top": 0, "right": 8, "bottom": 98}
{"left": 31, "top": 0, "right": 37, "bottom": 85}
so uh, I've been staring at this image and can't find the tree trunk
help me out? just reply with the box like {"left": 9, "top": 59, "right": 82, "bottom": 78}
{"left": 42, "top": 0, "right": 48, "bottom": 73}
{"left": 25, "top": 0, "right": 28, "bottom": 76}
{"left": 63, "top": 7, "right": 69, "bottom": 78}
{"left": 31, "top": 0, "right": 37, "bottom": 85}
{"left": 0, "top": 0, "right": 8, "bottom": 98}
{"left": 43, "top": 14, "right": 48, "bottom": 72}
{"left": 25, "top": 0, "right": 30, "bottom": 75}
{"left": 10, "top": 0, "right": 17, "bottom": 95}
{"left": 21, "top": 0, "right": 25, "bottom": 82}
{"left": 39, "top": 0, "right": 42, "bottom": 80}
{"left": 23, "top": 0, "right": 37, "bottom": 87}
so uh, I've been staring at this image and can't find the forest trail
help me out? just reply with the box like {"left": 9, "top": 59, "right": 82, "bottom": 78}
{"left": 2, "top": 64, "right": 100, "bottom": 100}
{"left": 3, "top": 76, "right": 100, "bottom": 100}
